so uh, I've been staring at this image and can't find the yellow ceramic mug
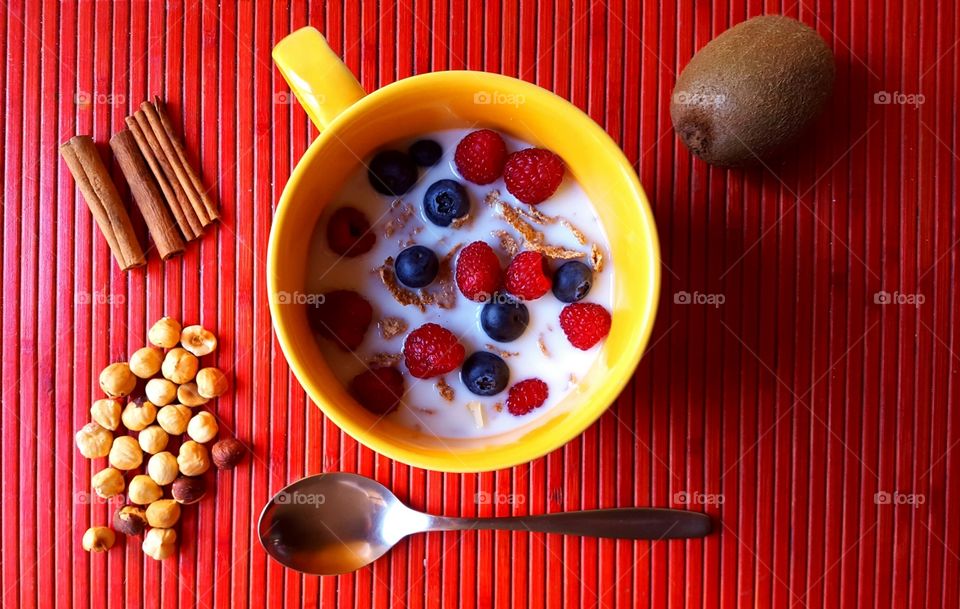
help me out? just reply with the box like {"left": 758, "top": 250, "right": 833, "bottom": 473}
{"left": 269, "top": 27, "right": 660, "bottom": 472}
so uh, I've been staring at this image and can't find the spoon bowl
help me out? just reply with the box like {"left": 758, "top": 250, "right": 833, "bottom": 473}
{"left": 258, "top": 473, "right": 427, "bottom": 575}
{"left": 259, "top": 473, "right": 712, "bottom": 575}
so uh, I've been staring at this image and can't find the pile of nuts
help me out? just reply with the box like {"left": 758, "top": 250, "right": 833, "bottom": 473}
{"left": 76, "top": 317, "right": 245, "bottom": 559}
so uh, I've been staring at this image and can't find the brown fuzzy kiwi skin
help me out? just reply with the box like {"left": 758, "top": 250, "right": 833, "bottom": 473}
{"left": 670, "top": 15, "right": 835, "bottom": 167}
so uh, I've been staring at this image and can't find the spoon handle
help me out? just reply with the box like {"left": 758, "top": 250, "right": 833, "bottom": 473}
{"left": 429, "top": 508, "right": 711, "bottom": 540}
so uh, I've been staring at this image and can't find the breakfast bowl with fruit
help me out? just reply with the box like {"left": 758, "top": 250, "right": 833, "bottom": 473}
{"left": 268, "top": 27, "right": 660, "bottom": 472}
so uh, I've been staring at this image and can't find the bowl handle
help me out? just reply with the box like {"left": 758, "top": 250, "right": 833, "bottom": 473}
{"left": 272, "top": 27, "right": 366, "bottom": 131}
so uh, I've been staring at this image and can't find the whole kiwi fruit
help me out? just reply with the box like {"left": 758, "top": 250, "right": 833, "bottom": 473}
{"left": 670, "top": 15, "right": 835, "bottom": 167}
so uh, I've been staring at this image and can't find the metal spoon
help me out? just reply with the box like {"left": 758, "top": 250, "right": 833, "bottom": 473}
{"left": 258, "top": 473, "right": 712, "bottom": 575}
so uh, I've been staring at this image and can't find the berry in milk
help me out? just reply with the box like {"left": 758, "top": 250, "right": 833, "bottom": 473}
{"left": 304, "top": 129, "right": 614, "bottom": 438}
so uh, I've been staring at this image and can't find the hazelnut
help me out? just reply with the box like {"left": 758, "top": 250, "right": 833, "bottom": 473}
{"left": 108, "top": 435, "right": 143, "bottom": 470}
{"left": 90, "top": 399, "right": 121, "bottom": 431}
{"left": 196, "top": 367, "right": 229, "bottom": 398}
{"left": 91, "top": 467, "right": 125, "bottom": 498}
{"left": 121, "top": 400, "right": 157, "bottom": 431}
{"left": 128, "top": 474, "right": 162, "bottom": 505}
{"left": 187, "top": 411, "right": 218, "bottom": 444}
{"left": 177, "top": 441, "right": 210, "bottom": 476}
{"left": 113, "top": 505, "right": 148, "bottom": 536}
{"left": 146, "top": 499, "right": 181, "bottom": 528}
{"left": 138, "top": 425, "right": 169, "bottom": 454}
{"left": 171, "top": 475, "right": 206, "bottom": 504}
{"left": 99, "top": 362, "right": 136, "bottom": 397}
{"left": 145, "top": 378, "right": 177, "bottom": 406}
{"left": 180, "top": 325, "right": 218, "bottom": 357}
{"left": 75, "top": 422, "right": 113, "bottom": 459}
{"left": 129, "top": 346, "right": 163, "bottom": 378}
{"left": 142, "top": 527, "right": 177, "bottom": 560}
{"left": 156, "top": 404, "right": 191, "bottom": 435}
{"left": 177, "top": 382, "right": 209, "bottom": 407}
{"left": 148, "top": 317, "right": 181, "bottom": 348}
{"left": 82, "top": 526, "right": 116, "bottom": 553}
{"left": 162, "top": 348, "right": 199, "bottom": 384}
{"left": 211, "top": 438, "right": 245, "bottom": 470}
{"left": 146, "top": 451, "right": 180, "bottom": 486}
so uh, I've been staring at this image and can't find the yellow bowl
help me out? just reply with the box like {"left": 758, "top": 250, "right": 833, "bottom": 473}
{"left": 269, "top": 28, "right": 660, "bottom": 472}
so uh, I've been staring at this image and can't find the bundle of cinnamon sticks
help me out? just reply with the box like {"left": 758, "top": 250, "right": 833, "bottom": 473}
{"left": 60, "top": 97, "right": 218, "bottom": 270}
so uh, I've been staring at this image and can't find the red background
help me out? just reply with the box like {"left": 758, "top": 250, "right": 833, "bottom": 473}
{"left": 2, "top": 0, "right": 958, "bottom": 607}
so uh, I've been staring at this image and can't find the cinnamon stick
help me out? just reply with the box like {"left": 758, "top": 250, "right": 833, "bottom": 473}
{"left": 153, "top": 97, "right": 219, "bottom": 223}
{"left": 110, "top": 129, "right": 185, "bottom": 259}
{"left": 140, "top": 101, "right": 211, "bottom": 228}
{"left": 129, "top": 110, "right": 203, "bottom": 239}
{"left": 124, "top": 115, "right": 192, "bottom": 239}
{"left": 60, "top": 136, "right": 146, "bottom": 270}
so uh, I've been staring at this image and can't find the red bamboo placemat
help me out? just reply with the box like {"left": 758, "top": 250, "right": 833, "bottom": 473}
{"left": 1, "top": 1, "right": 957, "bottom": 607}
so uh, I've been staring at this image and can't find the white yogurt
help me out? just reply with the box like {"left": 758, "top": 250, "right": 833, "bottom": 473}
{"left": 305, "top": 129, "right": 613, "bottom": 438}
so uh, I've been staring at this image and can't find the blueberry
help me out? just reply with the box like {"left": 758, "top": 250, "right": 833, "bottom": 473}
{"left": 423, "top": 179, "right": 470, "bottom": 227}
{"left": 368, "top": 150, "right": 418, "bottom": 196}
{"left": 409, "top": 139, "right": 443, "bottom": 167}
{"left": 480, "top": 294, "right": 529, "bottom": 342}
{"left": 552, "top": 261, "right": 593, "bottom": 303}
{"left": 395, "top": 245, "right": 439, "bottom": 288}
{"left": 461, "top": 351, "right": 510, "bottom": 396}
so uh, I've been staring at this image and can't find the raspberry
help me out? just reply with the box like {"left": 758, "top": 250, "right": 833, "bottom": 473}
{"left": 506, "top": 378, "right": 549, "bottom": 416}
{"left": 326, "top": 207, "right": 376, "bottom": 257}
{"left": 505, "top": 251, "right": 551, "bottom": 301}
{"left": 503, "top": 148, "right": 565, "bottom": 204}
{"left": 455, "top": 241, "right": 503, "bottom": 302}
{"left": 454, "top": 129, "right": 508, "bottom": 184}
{"left": 349, "top": 366, "right": 405, "bottom": 415}
{"left": 559, "top": 302, "right": 611, "bottom": 350}
{"left": 307, "top": 290, "right": 373, "bottom": 351}
{"left": 403, "top": 323, "right": 466, "bottom": 379}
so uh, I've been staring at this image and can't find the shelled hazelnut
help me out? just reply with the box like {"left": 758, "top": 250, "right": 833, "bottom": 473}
{"left": 82, "top": 526, "right": 116, "bottom": 553}
{"left": 148, "top": 317, "right": 181, "bottom": 348}
{"left": 180, "top": 325, "right": 218, "bottom": 357}
{"left": 196, "top": 367, "right": 228, "bottom": 398}
{"left": 91, "top": 467, "right": 125, "bottom": 499}
{"left": 121, "top": 400, "right": 157, "bottom": 431}
{"left": 99, "top": 362, "right": 136, "bottom": 397}
{"left": 162, "top": 348, "right": 198, "bottom": 384}
{"left": 113, "top": 505, "right": 148, "bottom": 536}
{"left": 145, "top": 378, "right": 177, "bottom": 406}
{"left": 128, "top": 474, "right": 162, "bottom": 505}
{"left": 90, "top": 398, "right": 121, "bottom": 431}
{"left": 80, "top": 315, "right": 242, "bottom": 560}
{"left": 177, "top": 382, "right": 209, "bottom": 407}
{"left": 156, "top": 404, "right": 191, "bottom": 435}
{"left": 146, "top": 500, "right": 181, "bottom": 528}
{"left": 171, "top": 475, "right": 206, "bottom": 504}
{"left": 142, "top": 527, "right": 176, "bottom": 560}
{"left": 75, "top": 422, "right": 113, "bottom": 459}
{"left": 146, "top": 451, "right": 179, "bottom": 486}
{"left": 129, "top": 346, "right": 163, "bottom": 378}
{"left": 211, "top": 438, "right": 245, "bottom": 470}
{"left": 177, "top": 441, "right": 210, "bottom": 476}
{"left": 138, "top": 425, "right": 169, "bottom": 454}
{"left": 109, "top": 435, "right": 143, "bottom": 470}
{"left": 187, "top": 411, "right": 218, "bottom": 444}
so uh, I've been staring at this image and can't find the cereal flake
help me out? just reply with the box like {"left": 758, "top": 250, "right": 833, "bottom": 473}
{"left": 485, "top": 344, "right": 519, "bottom": 358}
{"left": 379, "top": 317, "right": 408, "bottom": 340}
{"left": 366, "top": 352, "right": 403, "bottom": 367}
{"left": 560, "top": 218, "right": 588, "bottom": 245}
{"left": 436, "top": 378, "right": 455, "bottom": 402}
{"left": 538, "top": 335, "right": 550, "bottom": 357}
{"left": 590, "top": 243, "right": 604, "bottom": 273}
{"left": 491, "top": 230, "right": 520, "bottom": 257}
